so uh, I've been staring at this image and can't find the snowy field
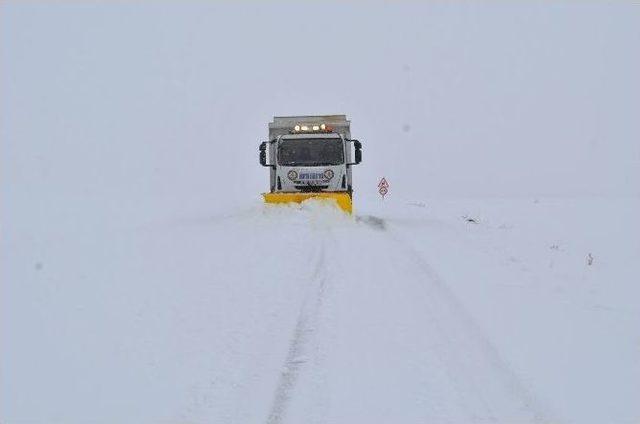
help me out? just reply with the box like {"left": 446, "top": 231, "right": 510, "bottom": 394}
{"left": 3, "top": 196, "right": 639, "bottom": 423}
{"left": 2, "top": 2, "right": 639, "bottom": 423}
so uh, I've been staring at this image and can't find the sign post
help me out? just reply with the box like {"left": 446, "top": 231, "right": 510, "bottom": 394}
{"left": 378, "top": 177, "right": 389, "bottom": 200}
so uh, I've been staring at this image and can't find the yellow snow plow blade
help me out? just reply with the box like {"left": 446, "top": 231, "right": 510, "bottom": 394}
{"left": 263, "top": 192, "right": 352, "bottom": 214}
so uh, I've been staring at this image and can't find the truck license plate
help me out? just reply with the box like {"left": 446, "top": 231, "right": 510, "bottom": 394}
{"left": 299, "top": 172, "right": 325, "bottom": 180}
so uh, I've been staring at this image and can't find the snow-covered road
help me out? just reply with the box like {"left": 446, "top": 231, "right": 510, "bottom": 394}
{"left": 261, "top": 206, "right": 547, "bottom": 423}
{"left": 10, "top": 197, "right": 636, "bottom": 423}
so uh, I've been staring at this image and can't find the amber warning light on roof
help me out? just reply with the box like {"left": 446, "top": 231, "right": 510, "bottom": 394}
{"left": 293, "top": 123, "right": 333, "bottom": 133}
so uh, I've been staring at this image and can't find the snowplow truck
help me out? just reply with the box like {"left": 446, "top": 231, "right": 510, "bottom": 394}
{"left": 259, "top": 115, "right": 362, "bottom": 213}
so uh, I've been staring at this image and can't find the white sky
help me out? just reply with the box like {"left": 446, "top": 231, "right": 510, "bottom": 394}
{"left": 2, "top": 2, "right": 639, "bottom": 206}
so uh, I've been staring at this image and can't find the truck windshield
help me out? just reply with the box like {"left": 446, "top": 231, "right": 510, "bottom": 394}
{"left": 278, "top": 138, "right": 344, "bottom": 166}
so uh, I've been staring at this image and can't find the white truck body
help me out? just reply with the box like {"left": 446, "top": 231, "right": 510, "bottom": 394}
{"left": 260, "top": 115, "right": 360, "bottom": 196}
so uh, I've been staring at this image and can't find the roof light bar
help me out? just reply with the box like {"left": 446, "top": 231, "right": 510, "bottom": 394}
{"left": 292, "top": 123, "right": 331, "bottom": 133}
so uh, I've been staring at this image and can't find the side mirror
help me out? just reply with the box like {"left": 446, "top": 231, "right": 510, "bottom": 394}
{"left": 259, "top": 142, "right": 268, "bottom": 166}
{"left": 355, "top": 148, "right": 362, "bottom": 164}
{"left": 350, "top": 139, "right": 362, "bottom": 165}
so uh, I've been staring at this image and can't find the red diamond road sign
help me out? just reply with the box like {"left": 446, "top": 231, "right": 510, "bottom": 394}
{"left": 378, "top": 177, "right": 389, "bottom": 198}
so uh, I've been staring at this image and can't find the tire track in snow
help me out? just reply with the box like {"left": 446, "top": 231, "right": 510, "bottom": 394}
{"left": 265, "top": 211, "right": 552, "bottom": 422}
{"left": 384, "top": 225, "right": 554, "bottom": 422}
{"left": 266, "top": 238, "right": 328, "bottom": 424}
{"left": 329, "top": 221, "right": 476, "bottom": 421}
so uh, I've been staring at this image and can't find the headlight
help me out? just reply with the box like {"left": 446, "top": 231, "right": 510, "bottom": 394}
{"left": 324, "top": 169, "right": 334, "bottom": 180}
{"left": 287, "top": 170, "right": 298, "bottom": 181}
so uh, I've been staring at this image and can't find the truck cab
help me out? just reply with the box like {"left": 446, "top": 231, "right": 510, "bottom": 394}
{"left": 259, "top": 115, "right": 362, "bottom": 213}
